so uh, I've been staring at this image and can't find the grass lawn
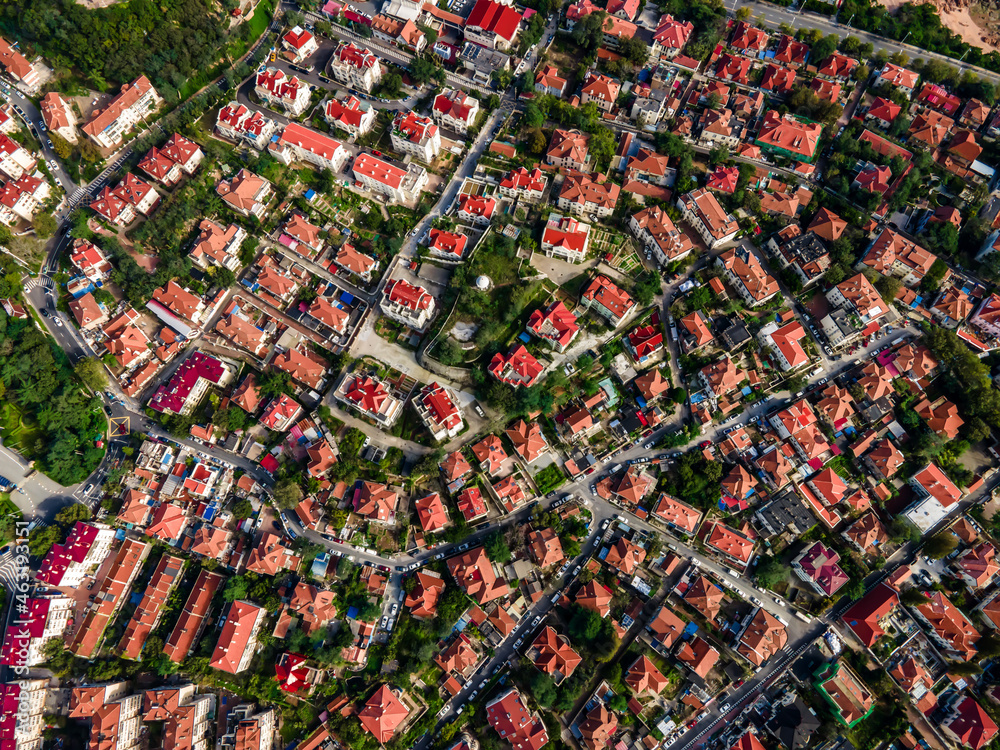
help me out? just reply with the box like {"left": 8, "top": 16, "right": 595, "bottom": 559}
{"left": 0, "top": 403, "right": 43, "bottom": 459}
{"left": 559, "top": 272, "right": 591, "bottom": 299}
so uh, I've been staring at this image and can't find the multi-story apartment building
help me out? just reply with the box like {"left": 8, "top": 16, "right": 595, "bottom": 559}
{"left": 630, "top": 206, "right": 694, "bottom": 266}
{"left": 716, "top": 247, "right": 780, "bottom": 306}
{"left": 498, "top": 166, "right": 547, "bottom": 203}
{"left": 82, "top": 75, "right": 162, "bottom": 149}
{"left": 557, "top": 173, "right": 620, "bottom": 218}
{"left": 271, "top": 122, "right": 348, "bottom": 172}
{"left": 329, "top": 42, "right": 383, "bottom": 92}
{"left": 676, "top": 188, "right": 739, "bottom": 249}
{"left": 40, "top": 91, "right": 77, "bottom": 142}
{"left": 325, "top": 94, "right": 377, "bottom": 137}
{"left": 215, "top": 103, "right": 278, "bottom": 149}
{"left": 352, "top": 153, "right": 428, "bottom": 203}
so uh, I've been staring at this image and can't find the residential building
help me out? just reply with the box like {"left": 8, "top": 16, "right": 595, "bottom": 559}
{"left": 813, "top": 661, "right": 874, "bottom": 727}
{"left": 677, "top": 188, "right": 739, "bottom": 248}
{"left": 580, "top": 274, "right": 636, "bottom": 326}
{"left": 69, "top": 684, "right": 143, "bottom": 750}
{"left": 627, "top": 324, "right": 663, "bottom": 363}
{"left": 506, "top": 419, "right": 548, "bottom": 463}
{"left": 353, "top": 481, "right": 399, "bottom": 524}
{"left": 756, "top": 110, "right": 822, "bottom": 162}
{"left": 448, "top": 546, "right": 509, "bottom": 604}
{"left": 215, "top": 103, "right": 278, "bottom": 149}
{"left": 335, "top": 374, "right": 403, "bottom": 428}
{"left": 652, "top": 493, "right": 702, "bottom": 535}
{"left": 877, "top": 63, "right": 920, "bottom": 96}
{"left": 358, "top": 686, "right": 409, "bottom": 745}
{"left": 414, "top": 382, "right": 464, "bottom": 440}
{"left": 557, "top": 172, "right": 620, "bottom": 218}
{"left": 432, "top": 88, "right": 480, "bottom": 132}
{"left": 630, "top": 206, "right": 694, "bottom": 266}
{"left": 862, "top": 227, "right": 938, "bottom": 285}
{"left": 488, "top": 344, "right": 543, "bottom": 387}
{"left": 729, "top": 20, "right": 768, "bottom": 52}
{"left": 546, "top": 128, "right": 589, "bottom": 171}
{"left": 380, "top": 278, "right": 436, "bottom": 331}
{"left": 352, "top": 153, "right": 428, "bottom": 203}
{"left": 427, "top": 228, "right": 468, "bottom": 260}
{"left": 499, "top": 166, "right": 547, "bottom": 203}
{"left": 271, "top": 122, "right": 349, "bottom": 173}
{"left": 325, "top": 94, "right": 376, "bottom": 137}
{"left": 701, "top": 518, "right": 755, "bottom": 567}
{"left": 581, "top": 72, "right": 621, "bottom": 112}
{"left": 254, "top": 68, "right": 311, "bottom": 116}
{"left": 189, "top": 219, "right": 245, "bottom": 272}
{"left": 415, "top": 492, "right": 449, "bottom": 533}
{"left": 941, "top": 697, "right": 998, "bottom": 750}
{"left": 904, "top": 462, "right": 963, "bottom": 533}
{"left": 148, "top": 352, "right": 232, "bottom": 415}
{"left": 541, "top": 212, "right": 592, "bottom": 262}
{"left": 651, "top": 14, "right": 693, "bottom": 59}
{"left": 526, "top": 300, "right": 579, "bottom": 352}
{"left": 914, "top": 591, "right": 980, "bottom": 660}
{"left": 625, "top": 654, "right": 670, "bottom": 695}
{"left": 716, "top": 246, "right": 780, "bottom": 306}
{"left": 391, "top": 111, "right": 441, "bottom": 161}
{"left": 955, "top": 542, "right": 1000, "bottom": 590}
{"left": 40, "top": 91, "right": 77, "bottom": 142}
{"left": 486, "top": 689, "right": 548, "bottom": 750}
{"left": 36, "top": 521, "right": 116, "bottom": 588}
{"left": 216, "top": 169, "right": 272, "bottom": 220}
{"left": 772, "top": 230, "right": 829, "bottom": 287}
{"left": 119, "top": 554, "right": 185, "bottom": 659}
{"left": 457, "top": 193, "right": 496, "bottom": 225}
{"left": 464, "top": 0, "right": 522, "bottom": 50}
{"left": 758, "top": 320, "right": 809, "bottom": 371}
{"left": 792, "top": 541, "right": 848, "bottom": 597}
{"left": 328, "top": 42, "right": 382, "bottom": 92}
{"left": 334, "top": 243, "right": 379, "bottom": 283}
{"left": 738, "top": 608, "right": 787, "bottom": 666}
{"left": 82, "top": 75, "right": 162, "bottom": 149}
{"left": 535, "top": 65, "right": 567, "bottom": 96}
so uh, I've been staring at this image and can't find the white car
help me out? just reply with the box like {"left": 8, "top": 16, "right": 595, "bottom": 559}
{"left": 54, "top": 318, "right": 63, "bottom": 327}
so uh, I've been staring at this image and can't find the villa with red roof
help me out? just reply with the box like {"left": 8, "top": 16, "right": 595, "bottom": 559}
{"left": 757, "top": 320, "right": 809, "bottom": 371}
{"left": 841, "top": 583, "right": 898, "bottom": 648}
{"left": 625, "top": 654, "right": 670, "bottom": 695}
{"left": 352, "top": 152, "right": 428, "bottom": 203}
{"left": 651, "top": 14, "right": 693, "bottom": 59}
{"left": 558, "top": 172, "right": 620, "bottom": 219}
{"left": 406, "top": 571, "right": 446, "bottom": 618}
{"left": 529, "top": 626, "right": 580, "bottom": 683}
{"left": 216, "top": 168, "right": 272, "bottom": 220}
{"left": 701, "top": 519, "right": 755, "bottom": 567}
{"left": 756, "top": 110, "right": 823, "bottom": 163}
{"left": 547, "top": 128, "right": 590, "bottom": 171}
{"left": 326, "top": 94, "right": 376, "bottom": 137}
{"left": 653, "top": 493, "right": 702, "bottom": 535}
{"left": 472, "top": 434, "right": 509, "bottom": 475}
{"left": 878, "top": 62, "right": 919, "bottom": 96}
{"left": 489, "top": 344, "right": 543, "bottom": 387}
{"left": 433, "top": 88, "right": 481, "bottom": 132}
{"left": 415, "top": 492, "right": 450, "bottom": 533}
{"left": 942, "top": 697, "right": 998, "bottom": 750}
{"left": 903, "top": 461, "right": 963, "bottom": 533}
{"left": 506, "top": 419, "right": 548, "bottom": 463}
{"left": 448, "top": 546, "right": 509, "bottom": 604}
{"left": 862, "top": 227, "right": 937, "bottom": 286}
{"left": 626, "top": 324, "right": 663, "bottom": 364}
{"left": 729, "top": 20, "right": 768, "bottom": 52}
{"left": 792, "top": 541, "right": 849, "bottom": 596}
{"left": 215, "top": 102, "right": 278, "bottom": 149}
{"left": 630, "top": 205, "right": 695, "bottom": 266}
{"left": 353, "top": 481, "right": 399, "bottom": 525}
{"left": 499, "top": 166, "right": 548, "bottom": 203}
{"left": 391, "top": 110, "right": 441, "bottom": 162}
{"left": 282, "top": 25, "right": 319, "bottom": 61}
{"left": 914, "top": 591, "right": 980, "bottom": 661}
{"left": 414, "top": 382, "right": 464, "bottom": 441}
{"left": 535, "top": 65, "right": 567, "bottom": 97}
{"left": 148, "top": 352, "right": 232, "bottom": 416}
{"left": 528, "top": 529, "right": 565, "bottom": 570}
{"left": 541, "top": 212, "right": 591, "bottom": 263}
{"left": 464, "top": 0, "right": 522, "bottom": 51}
{"left": 581, "top": 275, "right": 636, "bottom": 327}
{"left": 36, "top": 522, "right": 115, "bottom": 588}
{"left": 260, "top": 394, "right": 304, "bottom": 432}
{"left": 527, "top": 300, "right": 579, "bottom": 352}
{"left": 456, "top": 486, "right": 488, "bottom": 523}
{"left": 457, "top": 193, "right": 496, "bottom": 226}
{"left": 486, "top": 689, "right": 548, "bottom": 750}
{"left": 334, "top": 243, "right": 379, "bottom": 283}
{"left": 706, "top": 165, "right": 740, "bottom": 194}
{"left": 427, "top": 228, "right": 468, "bottom": 260}
{"left": 380, "top": 278, "right": 436, "bottom": 331}
{"left": 358, "top": 686, "right": 410, "bottom": 745}
{"left": 254, "top": 67, "right": 312, "bottom": 116}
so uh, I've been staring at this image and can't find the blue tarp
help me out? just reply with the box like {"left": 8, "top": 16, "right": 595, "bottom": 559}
{"left": 518, "top": 332, "right": 531, "bottom": 343}
{"left": 741, "top": 386, "right": 752, "bottom": 396}
{"left": 115, "top": 529, "right": 126, "bottom": 541}
{"left": 347, "top": 606, "right": 359, "bottom": 620}
{"left": 691, "top": 392, "right": 706, "bottom": 403}
{"left": 682, "top": 621, "right": 699, "bottom": 637}
{"left": 340, "top": 291, "right": 355, "bottom": 304}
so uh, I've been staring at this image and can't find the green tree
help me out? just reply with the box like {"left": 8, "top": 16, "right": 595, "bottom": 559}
{"left": 223, "top": 575, "right": 249, "bottom": 602}
{"left": 923, "top": 532, "right": 959, "bottom": 559}
{"left": 755, "top": 553, "right": 786, "bottom": 589}
{"left": 484, "top": 530, "right": 511, "bottom": 563}
{"left": 74, "top": 357, "right": 108, "bottom": 392}
{"left": 273, "top": 478, "right": 304, "bottom": 509}
{"left": 900, "top": 588, "right": 932, "bottom": 607}
{"left": 28, "top": 524, "right": 61, "bottom": 558}
{"left": 531, "top": 672, "right": 558, "bottom": 708}
{"left": 33, "top": 212, "right": 56, "bottom": 239}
